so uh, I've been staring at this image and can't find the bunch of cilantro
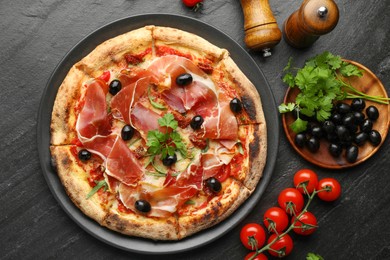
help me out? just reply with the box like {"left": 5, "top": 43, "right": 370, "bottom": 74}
{"left": 279, "top": 51, "right": 389, "bottom": 133}
{"left": 146, "top": 113, "right": 187, "bottom": 160}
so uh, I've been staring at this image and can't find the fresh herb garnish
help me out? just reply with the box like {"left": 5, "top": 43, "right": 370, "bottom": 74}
{"left": 86, "top": 180, "right": 108, "bottom": 199}
{"left": 279, "top": 51, "right": 389, "bottom": 133}
{"left": 146, "top": 113, "right": 187, "bottom": 160}
{"left": 306, "top": 253, "right": 324, "bottom": 260}
{"left": 185, "top": 200, "right": 196, "bottom": 205}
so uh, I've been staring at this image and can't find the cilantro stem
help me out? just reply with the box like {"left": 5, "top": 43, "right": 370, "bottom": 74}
{"left": 337, "top": 75, "right": 390, "bottom": 104}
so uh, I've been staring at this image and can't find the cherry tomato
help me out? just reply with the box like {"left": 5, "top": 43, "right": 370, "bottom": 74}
{"left": 267, "top": 233, "right": 293, "bottom": 257}
{"left": 292, "top": 211, "right": 318, "bottom": 236}
{"left": 98, "top": 70, "right": 110, "bottom": 82}
{"left": 293, "top": 169, "right": 319, "bottom": 194}
{"left": 244, "top": 252, "right": 268, "bottom": 260}
{"left": 317, "top": 178, "right": 342, "bottom": 201}
{"left": 278, "top": 188, "right": 304, "bottom": 215}
{"left": 240, "top": 223, "right": 266, "bottom": 250}
{"left": 263, "top": 207, "right": 289, "bottom": 233}
{"left": 182, "top": 0, "right": 203, "bottom": 8}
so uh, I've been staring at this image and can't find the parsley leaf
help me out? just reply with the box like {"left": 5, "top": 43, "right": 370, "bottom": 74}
{"left": 279, "top": 51, "right": 389, "bottom": 133}
{"left": 158, "top": 113, "right": 178, "bottom": 130}
{"left": 146, "top": 113, "right": 187, "bottom": 161}
{"left": 306, "top": 253, "right": 324, "bottom": 260}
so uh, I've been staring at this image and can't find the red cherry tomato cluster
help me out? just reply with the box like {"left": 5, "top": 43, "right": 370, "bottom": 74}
{"left": 240, "top": 169, "right": 341, "bottom": 259}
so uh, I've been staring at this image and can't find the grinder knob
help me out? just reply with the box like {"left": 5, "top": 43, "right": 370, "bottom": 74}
{"left": 240, "top": 0, "right": 282, "bottom": 57}
{"left": 283, "top": 0, "right": 339, "bottom": 48}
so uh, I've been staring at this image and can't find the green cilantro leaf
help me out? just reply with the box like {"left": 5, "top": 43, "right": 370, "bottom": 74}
{"left": 158, "top": 113, "right": 178, "bottom": 130}
{"left": 146, "top": 114, "right": 188, "bottom": 163}
{"left": 86, "top": 180, "right": 108, "bottom": 199}
{"left": 306, "top": 253, "right": 324, "bottom": 260}
{"left": 278, "top": 103, "right": 296, "bottom": 113}
{"left": 291, "top": 118, "right": 308, "bottom": 134}
{"left": 339, "top": 62, "right": 363, "bottom": 77}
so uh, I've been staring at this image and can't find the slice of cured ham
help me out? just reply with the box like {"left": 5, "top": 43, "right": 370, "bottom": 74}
{"left": 110, "top": 76, "right": 151, "bottom": 124}
{"left": 76, "top": 79, "right": 111, "bottom": 141}
{"left": 105, "top": 137, "right": 143, "bottom": 186}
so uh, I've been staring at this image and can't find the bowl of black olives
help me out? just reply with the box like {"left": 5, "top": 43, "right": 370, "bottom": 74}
{"left": 282, "top": 61, "right": 389, "bottom": 169}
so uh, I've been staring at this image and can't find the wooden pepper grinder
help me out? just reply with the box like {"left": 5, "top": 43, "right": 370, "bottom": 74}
{"left": 240, "top": 0, "right": 282, "bottom": 57}
{"left": 283, "top": 0, "right": 339, "bottom": 48}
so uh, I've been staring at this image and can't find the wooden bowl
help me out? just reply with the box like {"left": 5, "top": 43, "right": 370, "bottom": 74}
{"left": 282, "top": 60, "right": 390, "bottom": 169}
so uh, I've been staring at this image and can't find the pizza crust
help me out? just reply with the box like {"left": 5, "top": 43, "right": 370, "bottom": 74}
{"left": 152, "top": 26, "right": 227, "bottom": 63}
{"left": 177, "top": 178, "right": 251, "bottom": 238}
{"left": 104, "top": 201, "right": 179, "bottom": 240}
{"left": 50, "top": 146, "right": 113, "bottom": 223}
{"left": 77, "top": 26, "right": 154, "bottom": 77}
{"left": 216, "top": 54, "right": 266, "bottom": 124}
{"left": 50, "top": 66, "right": 89, "bottom": 145}
{"left": 244, "top": 123, "right": 267, "bottom": 191}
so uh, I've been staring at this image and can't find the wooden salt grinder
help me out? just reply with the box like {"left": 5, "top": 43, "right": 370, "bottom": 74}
{"left": 240, "top": 0, "right": 282, "bottom": 57}
{"left": 283, "top": 0, "right": 339, "bottom": 48}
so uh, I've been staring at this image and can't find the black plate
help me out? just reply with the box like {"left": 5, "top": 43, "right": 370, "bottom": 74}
{"left": 37, "top": 14, "right": 279, "bottom": 254}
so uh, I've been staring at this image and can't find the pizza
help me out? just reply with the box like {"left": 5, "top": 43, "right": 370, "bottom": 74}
{"left": 50, "top": 26, "right": 267, "bottom": 240}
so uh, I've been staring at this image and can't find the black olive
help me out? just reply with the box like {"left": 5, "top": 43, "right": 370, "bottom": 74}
{"left": 307, "top": 137, "right": 320, "bottom": 153}
{"left": 342, "top": 113, "right": 355, "bottom": 128}
{"left": 329, "top": 143, "right": 342, "bottom": 157}
{"left": 230, "top": 98, "right": 243, "bottom": 113}
{"left": 190, "top": 115, "right": 204, "bottom": 130}
{"left": 135, "top": 200, "right": 151, "bottom": 213}
{"left": 206, "top": 177, "right": 222, "bottom": 193}
{"left": 353, "top": 111, "right": 365, "bottom": 125}
{"left": 347, "top": 124, "right": 358, "bottom": 134}
{"left": 121, "top": 125, "right": 135, "bottom": 141}
{"left": 326, "top": 133, "right": 339, "bottom": 143}
{"left": 162, "top": 153, "right": 177, "bottom": 166}
{"left": 351, "top": 98, "right": 366, "bottom": 111}
{"left": 78, "top": 149, "right": 91, "bottom": 161}
{"left": 336, "top": 103, "right": 351, "bottom": 114}
{"left": 322, "top": 120, "right": 336, "bottom": 134}
{"left": 109, "top": 79, "right": 122, "bottom": 95}
{"left": 307, "top": 121, "right": 319, "bottom": 133}
{"left": 366, "top": 106, "right": 379, "bottom": 121}
{"left": 295, "top": 133, "right": 306, "bottom": 148}
{"left": 346, "top": 145, "right": 359, "bottom": 163}
{"left": 311, "top": 126, "right": 324, "bottom": 139}
{"left": 176, "top": 73, "right": 193, "bottom": 86}
{"left": 331, "top": 113, "right": 342, "bottom": 125}
{"left": 354, "top": 132, "right": 368, "bottom": 146}
{"left": 368, "top": 130, "right": 382, "bottom": 146}
{"left": 360, "top": 119, "right": 373, "bottom": 133}
{"left": 336, "top": 125, "right": 350, "bottom": 141}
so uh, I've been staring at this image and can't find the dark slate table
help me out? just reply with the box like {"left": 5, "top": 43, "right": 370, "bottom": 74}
{"left": 1, "top": 0, "right": 389, "bottom": 259}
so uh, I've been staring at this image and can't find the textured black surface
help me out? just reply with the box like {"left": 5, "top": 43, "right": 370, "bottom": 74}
{"left": 1, "top": 0, "right": 389, "bottom": 259}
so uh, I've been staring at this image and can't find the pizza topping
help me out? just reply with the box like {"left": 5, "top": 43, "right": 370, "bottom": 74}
{"left": 76, "top": 79, "right": 111, "bottom": 141}
{"left": 121, "top": 125, "right": 134, "bottom": 141}
{"left": 130, "top": 103, "right": 162, "bottom": 138}
{"left": 111, "top": 76, "right": 152, "bottom": 124}
{"left": 162, "top": 154, "right": 178, "bottom": 167}
{"left": 176, "top": 73, "right": 193, "bottom": 86}
{"left": 135, "top": 199, "right": 152, "bottom": 213}
{"left": 124, "top": 53, "right": 143, "bottom": 65}
{"left": 206, "top": 177, "right": 222, "bottom": 193}
{"left": 105, "top": 137, "right": 143, "bottom": 186}
{"left": 86, "top": 180, "right": 108, "bottom": 199}
{"left": 230, "top": 97, "right": 243, "bottom": 113}
{"left": 78, "top": 149, "right": 91, "bottom": 161}
{"left": 108, "top": 79, "right": 122, "bottom": 95}
{"left": 190, "top": 115, "right": 204, "bottom": 130}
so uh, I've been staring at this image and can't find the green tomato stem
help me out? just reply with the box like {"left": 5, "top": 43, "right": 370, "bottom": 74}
{"left": 249, "top": 188, "right": 319, "bottom": 260}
